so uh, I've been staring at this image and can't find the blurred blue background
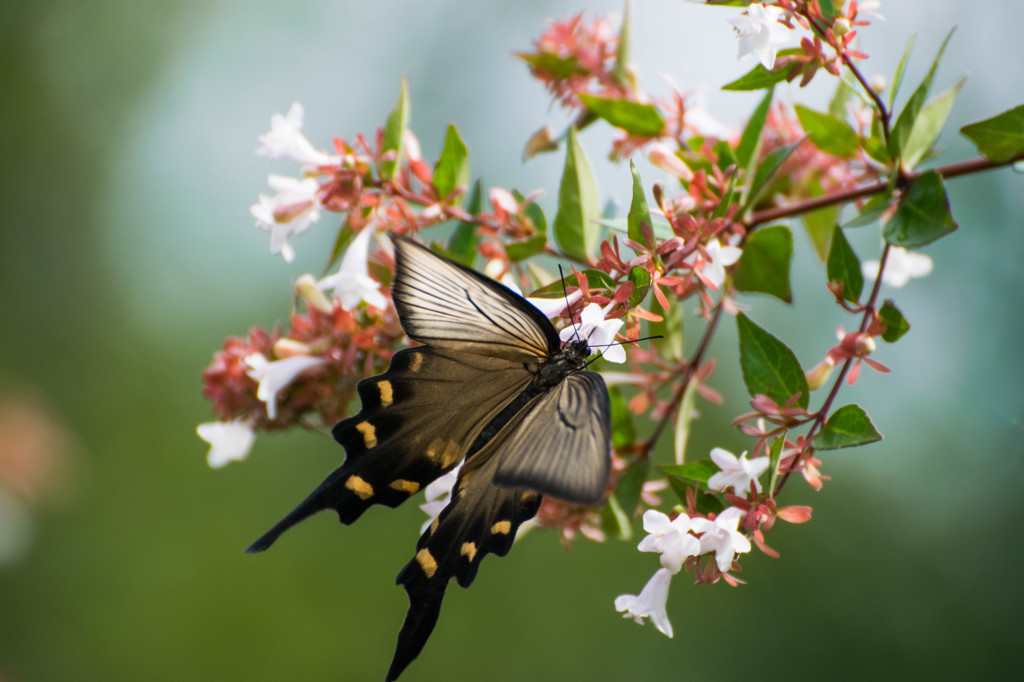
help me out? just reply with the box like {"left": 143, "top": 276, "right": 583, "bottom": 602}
{"left": 2, "top": 1, "right": 1022, "bottom": 680}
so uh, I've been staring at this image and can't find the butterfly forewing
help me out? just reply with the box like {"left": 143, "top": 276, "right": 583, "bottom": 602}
{"left": 393, "top": 237, "right": 558, "bottom": 362}
{"left": 246, "top": 347, "right": 532, "bottom": 551}
{"left": 492, "top": 370, "right": 612, "bottom": 505}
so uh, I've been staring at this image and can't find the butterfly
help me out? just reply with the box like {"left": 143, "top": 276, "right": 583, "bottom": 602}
{"left": 246, "top": 233, "right": 612, "bottom": 681}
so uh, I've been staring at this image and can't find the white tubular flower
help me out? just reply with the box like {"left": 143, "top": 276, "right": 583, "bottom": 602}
{"left": 707, "top": 447, "right": 770, "bottom": 496}
{"left": 256, "top": 102, "right": 340, "bottom": 167}
{"left": 559, "top": 303, "right": 626, "bottom": 364}
{"left": 250, "top": 174, "right": 322, "bottom": 263}
{"left": 318, "top": 228, "right": 388, "bottom": 310}
{"left": 727, "top": 4, "right": 793, "bottom": 70}
{"left": 419, "top": 463, "right": 462, "bottom": 533}
{"left": 614, "top": 568, "right": 674, "bottom": 638}
{"left": 244, "top": 353, "right": 326, "bottom": 420}
{"left": 862, "top": 247, "right": 933, "bottom": 288}
{"left": 690, "top": 507, "right": 753, "bottom": 572}
{"left": 197, "top": 420, "right": 256, "bottom": 468}
{"left": 637, "top": 510, "right": 700, "bottom": 574}
{"left": 685, "top": 238, "right": 742, "bottom": 290}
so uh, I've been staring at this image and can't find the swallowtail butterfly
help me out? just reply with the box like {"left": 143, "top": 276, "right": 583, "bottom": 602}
{"left": 247, "top": 234, "right": 612, "bottom": 680}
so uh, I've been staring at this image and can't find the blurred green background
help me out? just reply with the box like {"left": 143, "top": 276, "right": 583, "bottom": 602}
{"left": 2, "top": 0, "right": 1022, "bottom": 680}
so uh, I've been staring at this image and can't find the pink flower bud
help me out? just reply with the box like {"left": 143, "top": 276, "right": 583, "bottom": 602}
{"left": 647, "top": 142, "right": 693, "bottom": 181}
{"left": 295, "top": 274, "right": 333, "bottom": 313}
{"left": 805, "top": 357, "right": 835, "bottom": 390}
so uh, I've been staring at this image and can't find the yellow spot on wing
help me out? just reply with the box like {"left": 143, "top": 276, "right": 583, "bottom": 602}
{"left": 429, "top": 517, "right": 440, "bottom": 535}
{"left": 390, "top": 479, "right": 420, "bottom": 494}
{"left": 521, "top": 491, "right": 538, "bottom": 503}
{"left": 409, "top": 353, "right": 423, "bottom": 373}
{"left": 355, "top": 421, "right": 377, "bottom": 448}
{"left": 344, "top": 475, "right": 374, "bottom": 500}
{"left": 378, "top": 380, "right": 393, "bottom": 407}
{"left": 416, "top": 549, "right": 438, "bottom": 578}
{"left": 491, "top": 520, "right": 512, "bottom": 535}
{"left": 427, "top": 438, "right": 462, "bottom": 468}
{"left": 460, "top": 542, "right": 477, "bottom": 561}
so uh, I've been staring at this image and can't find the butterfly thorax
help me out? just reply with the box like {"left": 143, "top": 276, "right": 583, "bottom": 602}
{"left": 531, "top": 339, "right": 591, "bottom": 390}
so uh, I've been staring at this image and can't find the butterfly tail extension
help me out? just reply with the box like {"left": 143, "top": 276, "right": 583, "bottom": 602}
{"left": 386, "top": 460, "right": 543, "bottom": 680}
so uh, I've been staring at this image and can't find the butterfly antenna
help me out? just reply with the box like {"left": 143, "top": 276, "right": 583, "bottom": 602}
{"left": 558, "top": 264, "right": 583, "bottom": 344}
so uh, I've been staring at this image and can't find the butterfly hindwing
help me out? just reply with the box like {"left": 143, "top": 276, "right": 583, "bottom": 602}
{"left": 388, "top": 437, "right": 543, "bottom": 682}
{"left": 492, "top": 369, "right": 612, "bottom": 505}
{"left": 246, "top": 346, "right": 532, "bottom": 552}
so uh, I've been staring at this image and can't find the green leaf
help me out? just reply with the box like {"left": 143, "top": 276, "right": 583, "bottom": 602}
{"left": 826, "top": 226, "right": 863, "bottom": 303}
{"left": 505, "top": 234, "right": 547, "bottom": 261}
{"left": 577, "top": 94, "right": 665, "bottom": 137}
{"left": 615, "top": 457, "right": 649, "bottom": 520}
{"left": 627, "top": 266, "right": 651, "bottom": 307}
{"left": 722, "top": 59, "right": 792, "bottom": 92}
{"left": 888, "top": 34, "right": 916, "bottom": 111}
{"left": 843, "top": 192, "right": 897, "bottom": 228}
{"left": 673, "top": 378, "right": 700, "bottom": 466}
{"left": 737, "top": 313, "right": 809, "bottom": 409}
{"left": 381, "top": 77, "right": 410, "bottom": 180}
{"left": 745, "top": 136, "right": 806, "bottom": 211}
{"left": 529, "top": 269, "right": 615, "bottom": 298}
{"left": 713, "top": 139, "right": 738, "bottom": 173}
{"left": 736, "top": 87, "right": 774, "bottom": 169}
{"left": 600, "top": 493, "right": 632, "bottom": 541}
{"left": 828, "top": 79, "right": 855, "bottom": 120}
{"left": 649, "top": 290, "right": 683, "bottom": 361}
{"left": 516, "top": 52, "right": 586, "bottom": 80}
{"left": 553, "top": 127, "right": 600, "bottom": 261}
{"left": 324, "top": 223, "right": 354, "bottom": 273}
{"left": 902, "top": 77, "right": 965, "bottom": 171}
{"left": 889, "top": 29, "right": 954, "bottom": 161}
{"left": 734, "top": 225, "right": 793, "bottom": 303}
{"left": 766, "top": 435, "right": 785, "bottom": 498}
{"left": 884, "top": 170, "right": 958, "bottom": 247}
{"left": 627, "top": 161, "right": 653, "bottom": 252}
{"left": 802, "top": 203, "right": 840, "bottom": 261}
{"left": 433, "top": 124, "right": 469, "bottom": 201}
{"left": 960, "top": 104, "right": 1024, "bottom": 163}
{"left": 598, "top": 215, "right": 675, "bottom": 241}
{"left": 660, "top": 460, "right": 720, "bottom": 488}
{"left": 613, "top": 0, "right": 632, "bottom": 85}
{"left": 860, "top": 134, "right": 892, "bottom": 165}
{"left": 813, "top": 404, "right": 882, "bottom": 450}
{"left": 447, "top": 180, "right": 483, "bottom": 266}
{"left": 608, "top": 386, "right": 636, "bottom": 452}
{"left": 878, "top": 300, "right": 910, "bottom": 343}
{"left": 794, "top": 105, "right": 860, "bottom": 158}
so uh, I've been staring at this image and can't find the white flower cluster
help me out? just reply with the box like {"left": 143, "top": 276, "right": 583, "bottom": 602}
{"left": 615, "top": 447, "right": 769, "bottom": 637}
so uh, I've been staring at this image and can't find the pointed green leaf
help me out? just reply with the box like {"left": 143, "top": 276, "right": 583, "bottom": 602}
{"left": 889, "top": 29, "right": 954, "bottom": 161}
{"left": 627, "top": 266, "right": 651, "bottom": 307}
{"left": 813, "top": 404, "right": 882, "bottom": 450}
{"left": 649, "top": 290, "right": 683, "bottom": 361}
{"left": 802, "top": 202, "right": 840, "bottom": 261}
{"left": 766, "top": 435, "right": 785, "bottom": 498}
{"left": 553, "top": 127, "right": 600, "bottom": 261}
{"left": 381, "top": 77, "right": 410, "bottom": 180}
{"left": 529, "top": 269, "right": 615, "bottom": 298}
{"left": 447, "top": 180, "right": 483, "bottom": 266}
{"left": 673, "top": 378, "right": 700, "bottom": 465}
{"left": 745, "top": 136, "right": 806, "bottom": 211}
{"left": 324, "top": 223, "right": 354, "bottom": 273}
{"left": 627, "top": 161, "right": 653, "bottom": 251}
{"left": 600, "top": 493, "right": 632, "bottom": 540}
{"left": 884, "top": 170, "right": 958, "bottom": 247}
{"left": 902, "top": 78, "right": 965, "bottom": 171}
{"left": 736, "top": 87, "right": 774, "bottom": 169}
{"left": 516, "top": 52, "right": 586, "bottom": 79}
{"left": 734, "top": 225, "right": 793, "bottom": 302}
{"left": 843, "top": 192, "right": 897, "bottom": 228}
{"left": 737, "top": 313, "right": 809, "bottom": 409}
{"left": 794, "top": 105, "right": 860, "bottom": 158}
{"left": 826, "top": 226, "right": 863, "bottom": 303}
{"left": 961, "top": 104, "right": 1024, "bottom": 163}
{"left": 608, "top": 386, "right": 636, "bottom": 452}
{"left": 613, "top": 1, "right": 632, "bottom": 86}
{"left": 615, "top": 457, "right": 649, "bottom": 520}
{"left": 722, "top": 50, "right": 801, "bottom": 91}
{"left": 660, "top": 460, "right": 720, "bottom": 488}
{"left": 433, "top": 124, "right": 469, "bottom": 201}
{"left": 888, "top": 34, "right": 916, "bottom": 111}
{"left": 505, "top": 235, "right": 547, "bottom": 261}
{"left": 878, "top": 300, "right": 910, "bottom": 343}
{"left": 577, "top": 94, "right": 665, "bottom": 137}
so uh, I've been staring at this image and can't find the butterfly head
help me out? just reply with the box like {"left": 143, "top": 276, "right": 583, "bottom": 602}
{"left": 561, "top": 338, "right": 592, "bottom": 370}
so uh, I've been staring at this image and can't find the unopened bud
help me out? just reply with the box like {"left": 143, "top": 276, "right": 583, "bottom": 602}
{"left": 295, "top": 274, "right": 333, "bottom": 313}
{"left": 868, "top": 74, "right": 887, "bottom": 94}
{"left": 273, "top": 338, "right": 313, "bottom": 359}
{"left": 832, "top": 17, "right": 851, "bottom": 37}
{"left": 805, "top": 358, "right": 835, "bottom": 390}
{"left": 854, "top": 333, "right": 877, "bottom": 355}
{"left": 647, "top": 142, "right": 693, "bottom": 181}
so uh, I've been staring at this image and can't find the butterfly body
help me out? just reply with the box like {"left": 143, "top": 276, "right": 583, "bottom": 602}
{"left": 247, "top": 234, "right": 612, "bottom": 680}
